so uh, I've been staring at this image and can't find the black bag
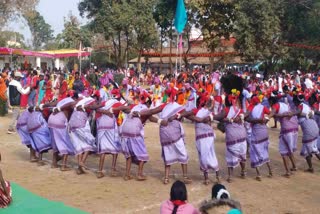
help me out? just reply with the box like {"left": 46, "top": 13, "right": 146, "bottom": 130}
{"left": 217, "top": 121, "right": 226, "bottom": 133}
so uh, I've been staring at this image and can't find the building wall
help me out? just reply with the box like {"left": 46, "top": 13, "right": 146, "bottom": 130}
{"left": 0, "top": 55, "right": 63, "bottom": 70}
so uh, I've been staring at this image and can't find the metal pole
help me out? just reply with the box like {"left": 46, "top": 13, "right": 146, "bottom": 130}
{"left": 179, "top": 34, "right": 182, "bottom": 72}
{"left": 175, "top": 35, "right": 179, "bottom": 76}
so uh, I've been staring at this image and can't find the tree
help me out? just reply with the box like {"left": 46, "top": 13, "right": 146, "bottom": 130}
{"left": 191, "top": 0, "right": 236, "bottom": 70}
{"left": 281, "top": 0, "right": 320, "bottom": 70}
{"left": 79, "top": 0, "right": 159, "bottom": 68}
{"left": 56, "top": 13, "right": 91, "bottom": 49}
{"left": 24, "top": 10, "right": 54, "bottom": 50}
{"left": 0, "top": 31, "right": 26, "bottom": 48}
{"left": 131, "top": 0, "right": 159, "bottom": 71}
{"left": 234, "top": 0, "right": 287, "bottom": 77}
{"left": 0, "top": 0, "right": 38, "bottom": 30}
{"left": 153, "top": 0, "right": 176, "bottom": 71}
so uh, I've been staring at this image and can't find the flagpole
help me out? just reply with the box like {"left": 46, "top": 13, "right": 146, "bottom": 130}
{"left": 179, "top": 34, "right": 182, "bottom": 72}
{"left": 79, "top": 41, "right": 82, "bottom": 75}
{"left": 175, "top": 34, "right": 179, "bottom": 76}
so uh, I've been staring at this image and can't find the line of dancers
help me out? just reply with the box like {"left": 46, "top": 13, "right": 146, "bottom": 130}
{"left": 14, "top": 74, "right": 320, "bottom": 185}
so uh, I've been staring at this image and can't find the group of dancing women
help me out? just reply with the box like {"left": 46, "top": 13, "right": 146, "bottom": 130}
{"left": 15, "top": 73, "right": 320, "bottom": 185}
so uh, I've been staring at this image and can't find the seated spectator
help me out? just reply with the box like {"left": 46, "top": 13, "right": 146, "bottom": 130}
{"left": 160, "top": 180, "right": 200, "bottom": 214}
{"left": 199, "top": 184, "right": 242, "bottom": 214}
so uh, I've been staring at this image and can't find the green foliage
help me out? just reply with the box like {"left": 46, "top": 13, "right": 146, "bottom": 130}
{"left": 234, "top": 0, "right": 286, "bottom": 62}
{"left": 24, "top": 11, "right": 54, "bottom": 50}
{"left": 153, "top": 0, "right": 176, "bottom": 40}
{"left": 281, "top": 0, "right": 320, "bottom": 70}
{"left": 0, "top": 0, "right": 39, "bottom": 29}
{"left": 191, "top": 0, "right": 236, "bottom": 51}
{"left": 0, "top": 31, "right": 26, "bottom": 48}
{"left": 56, "top": 13, "right": 92, "bottom": 49}
{"left": 79, "top": 0, "right": 159, "bottom": 67}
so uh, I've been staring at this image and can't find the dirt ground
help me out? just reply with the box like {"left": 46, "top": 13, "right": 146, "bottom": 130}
{"left": 1, "top": 113, "right": 320, "bottom": 214}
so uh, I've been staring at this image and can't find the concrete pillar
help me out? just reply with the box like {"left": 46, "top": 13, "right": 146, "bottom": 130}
{"left": 36, "top": 57, "right": 41, "bottom": 68}
{"left": 55, "top": 58, "right": 60, "bottom": 69}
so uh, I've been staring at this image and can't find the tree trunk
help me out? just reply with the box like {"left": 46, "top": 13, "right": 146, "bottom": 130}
{"left": 160, "top": 36, "right": 163, "bottom": 72}
{"left": 137, "top": 48, "right": 142, "bottom": 72}
{"left": 118, "top": 31, "right": 122, "bottom": 68}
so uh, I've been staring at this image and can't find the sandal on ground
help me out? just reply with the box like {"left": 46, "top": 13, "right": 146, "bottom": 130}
{"left": 123, "top": 175, "right": 133, "bottom": 181}
{"left": 37, "top": 161, "right": 45, "bottom": 166}
{"left": 30, "top": 158, "right": 39, "bottom": 163}
{"left": 163, "top": 177, "right": 170, "bottom": 184}
{"left": 110, "top": 169, "right": 118, "bottom": 177}
{"left": 79, "top": 162, "right": 89, "bottom": 170}
{"left": 76, "top": 167, "right": 85, "bottom": 175}
{"left": 203, "top": 179, "right": 210, "bottom": 185}
{"left": 136, "top": 175, "right": 147, "bottom": 181}
{"left": 304, "top": 168, "right": 314, "bottom": 173}
{"left": 240, "top": 171, "right": 247, "bottom": 179}
{"left": 183, "top": 176, "right": 192, "bottom": 184}
{"left": 282, "top": 172, "right": 290, "bottom": 178}
{"left": 227, "top": 177, "right": 232, "bottom": 183}
{"left": 256, "top": 176, "right": 262, "bottom": 181}
{"left": 215, "top": 176, "right": 221, "bottom": 184}
{"left": 60, "top": 165, "right": 71, "bottom": 171}
{"left": 96, "top": 171, "right": 105, "bottom": 179}
{"left": 290, "top": 167, "right": 297, "bottom": 172}
{"left": 51, "top": 164, "right": 59, "bottom": 169}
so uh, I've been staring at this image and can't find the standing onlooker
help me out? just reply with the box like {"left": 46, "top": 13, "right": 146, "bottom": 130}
{"left": 28, "top": 70, "right": 39, "bottom": 107}
{"left": 72, "top": 72, "right": 84, "bottom": 94}
{"left": 0, "top": 73, "right": 8, "bottom": 116}
{"left": 37, "top": 73, "right": 45, "bottom": 105}
{"left": 7, "top": 71, "right": 29, "bottom": 134}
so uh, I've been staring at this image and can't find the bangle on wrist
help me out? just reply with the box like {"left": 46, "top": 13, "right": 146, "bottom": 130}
{"left": 157, "top": 119, "right": 163, "bottom": 125}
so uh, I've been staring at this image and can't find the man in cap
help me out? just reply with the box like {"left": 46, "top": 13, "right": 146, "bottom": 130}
{"left": 7, "top": 71, "right": 30, "bottom": 134}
